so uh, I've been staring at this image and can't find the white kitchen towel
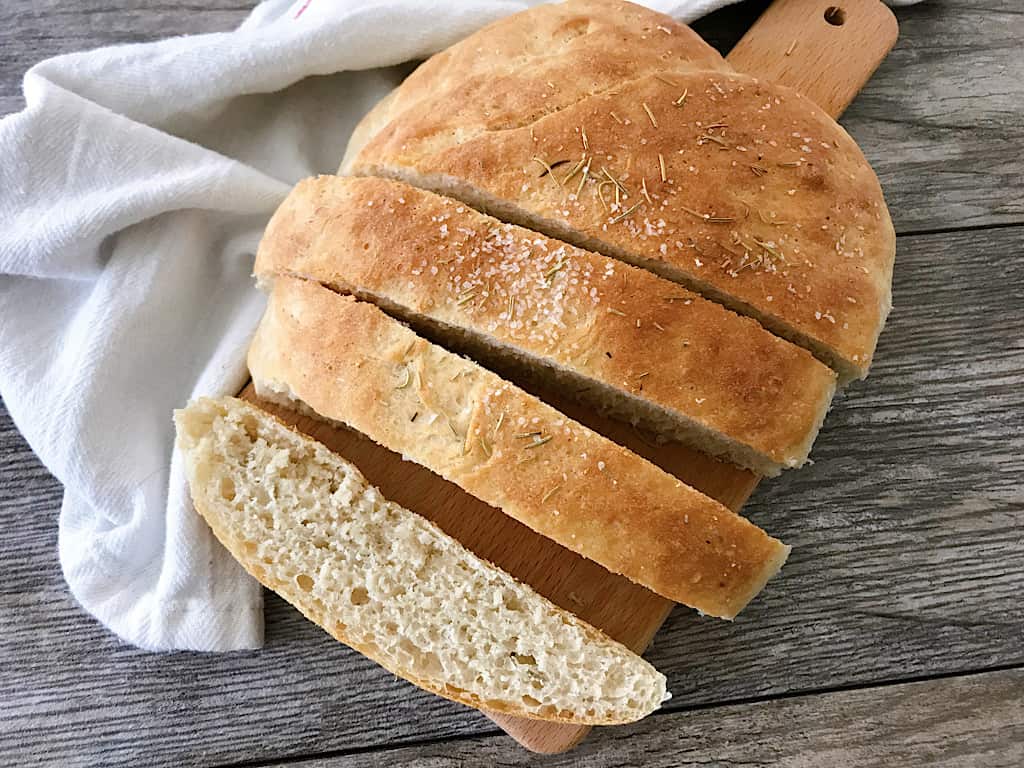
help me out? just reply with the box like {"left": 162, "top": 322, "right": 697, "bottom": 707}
{"left": 0, "top": 0, "right": 918, "bottom": 653}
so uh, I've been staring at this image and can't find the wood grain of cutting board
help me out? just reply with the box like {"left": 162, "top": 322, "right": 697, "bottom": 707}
{"left": 241, "top": 0, "right": 898, "bottom": 754}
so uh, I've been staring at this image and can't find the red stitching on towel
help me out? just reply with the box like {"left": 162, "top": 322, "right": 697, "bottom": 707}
{"left": 294, "top": 0, "right": 313, "bottom": 19}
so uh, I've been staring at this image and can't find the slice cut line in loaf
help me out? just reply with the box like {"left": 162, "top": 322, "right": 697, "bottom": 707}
{"left": 256, "top": 175, "right": 837, "bottom": 476}
{"left": 174, "top": 396, "right": 668, "bottom": 725}
{"left": 247, "top": 277, "right": 791, "bottom": 619}
{"left": 349, "top": 61, "right": 895, "bottom": 382}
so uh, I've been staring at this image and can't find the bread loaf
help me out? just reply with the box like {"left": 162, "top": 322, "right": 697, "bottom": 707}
{"left": 340, "top": 0, "right": 729, "bottom": 172}
{"left": 345, "top": 4, "right": 895, "bottom": 381}
{"left": 256, "top": 175, "right": 836, "bottom": 475}
{"left": 247, "top": 277, "right": 790, "bottom": 619}
{"left": 175, "top": 396, "right": 668, "bottom": 724}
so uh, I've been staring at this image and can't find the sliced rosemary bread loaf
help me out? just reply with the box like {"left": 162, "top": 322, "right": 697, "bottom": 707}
{"left": 255, "top": 175, "right": 836, "bottom": 476}
{"left": 246, "top": 277, "right": 791, "bottom": 619}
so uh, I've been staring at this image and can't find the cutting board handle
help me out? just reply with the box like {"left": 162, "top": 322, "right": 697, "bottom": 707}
{"left": 727, "top": 0, "right": 898, "bottom": 119}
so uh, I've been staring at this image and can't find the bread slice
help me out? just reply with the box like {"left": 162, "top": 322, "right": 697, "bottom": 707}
{"left": 256, "top": 175, "right": 836, "bottom": 476}
{"left": 175, "top": 396, "right": 668, "bottom": 725}
{"left": 339, "top": 0, "right": 730, "bottom": 173}
{"left": 349, "top": 66, "right": 895, "bottom": 381}
{"left": 247, "top": 277, "right": 790, "bottom": 619}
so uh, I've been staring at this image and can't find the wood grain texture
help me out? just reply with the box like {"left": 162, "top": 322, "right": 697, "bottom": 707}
{"left": 296, "top": 669, "right": 1024, "bottom": 768}
{"left": 728, "top": 0, "right": 898, "bottom": 117}
{"left": 0, "top": 0, "right": 1022, "bottom": 766}
{"left": 3, "top": 225, "right": 1022, "bottom": 767}
{"left": 698, "top": 0, "right": 1024, "bottom": 234}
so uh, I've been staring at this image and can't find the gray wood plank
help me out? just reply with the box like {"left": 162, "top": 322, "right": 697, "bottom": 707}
{"left": 0, "top": 438, "right": 488, "bottom": 766}
{"left": 0, "top": 1, "right": 1022, "bottom": 766}
{"left": 2, "top": 223, "right": 1022, "bottom": 767}
{"left": 839, "top": 1, "right": 1024, "bottom": 233}
{"left": 304, "top": 668, "right": 1024, "bottom": 768}
{"left": 695, "top": 0, "right": 1024, "bottom": 233}
{"left": 1, "top": 0, "right": 1022, "bottom": 236}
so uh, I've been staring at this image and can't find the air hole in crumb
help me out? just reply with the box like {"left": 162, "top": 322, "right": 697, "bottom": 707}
{"left": 350, "top": 587, "right": 370, "bottom": 606}
{"left": 296, "top": 574, "right": 314, "bottom": 592}
{"left": 398, "top": 638, "right": 418, "bottom": 656}
{"left": 240, "top": 416, "right": 259, "bottom": 440}
{"left": 824, "top": 6, "right": 845, "bottom": 25}
{"left": 521, "top": 695, "right": 542, "bottom": 707}
{"left": 362, "top": 242, "right": 370, "bottom": 251}
{"left": 218, "top": 477, "right": 236, "bottom": 501}
{"left": 312, "top": 539, "right": 329, "bottom": 550}
{"left": 512, "top": 653, "right": 537, "bottom": 666}
{"left": 242, "top": 541, "right": 257, "bottom": 555}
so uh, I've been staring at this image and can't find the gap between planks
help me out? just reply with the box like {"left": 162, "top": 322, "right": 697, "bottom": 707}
{"left": 205, "top": 662, "right": 1024, "bottom": 768}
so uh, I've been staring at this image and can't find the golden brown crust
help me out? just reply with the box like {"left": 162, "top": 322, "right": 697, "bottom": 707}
{"left": 257, "top": 175, "right": 836, "bottom": 473}
{"left": 179, "top": 399, "right": 662, "bottom": 726}
{"left": 247, "top": 277, "right": 790, "bottom": 619}
{"left": 353, "top": 69, "right": 895, "bottom": 380}
{"left": 339, "top": 0, "right": 729, "bottom": 173}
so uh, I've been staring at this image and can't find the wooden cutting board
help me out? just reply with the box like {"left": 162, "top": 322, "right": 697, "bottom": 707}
{"left": 241, "top": 0, "right": 898, "bottom": 754}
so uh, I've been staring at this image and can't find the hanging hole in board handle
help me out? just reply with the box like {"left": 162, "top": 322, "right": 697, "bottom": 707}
{"left": 824, "top": 6, "right": 846, "bottom": 26}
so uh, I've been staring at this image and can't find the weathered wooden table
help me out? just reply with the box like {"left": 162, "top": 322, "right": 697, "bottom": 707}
{"left": 1, "top": 2, "right": 1021, "bottom": 766}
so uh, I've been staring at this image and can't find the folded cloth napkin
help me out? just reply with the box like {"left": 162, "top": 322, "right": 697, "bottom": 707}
{"left": 0, "top": 0, "right": 919, "bottom": 652}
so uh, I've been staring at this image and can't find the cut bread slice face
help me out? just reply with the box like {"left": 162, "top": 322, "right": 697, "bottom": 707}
{"left": 340, "top": 0, "right": 730, "bottom": 172}
{"left": 349, "top": 68, "right": 895, "bottom": 382}
{"left": 175, "top": 396, "right": 667, "bottom": 724}
{"left": 256, "top": 176, "right": 836, "bottom": 476}
{"left": 247, "top": 277, "right": 791, "bottom": 619}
